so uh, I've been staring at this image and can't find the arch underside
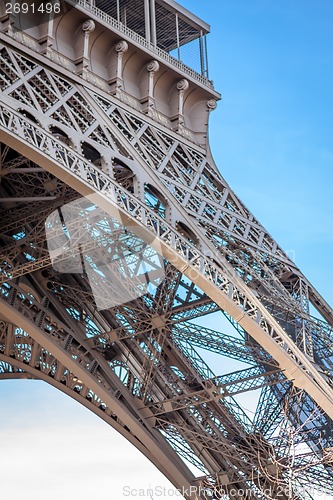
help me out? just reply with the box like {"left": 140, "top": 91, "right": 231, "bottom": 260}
{"left": 0, "top": 335, "right": 160, "bottom": 463}
{"left": 1, "top": 36, "right": 333, "bottom": 499}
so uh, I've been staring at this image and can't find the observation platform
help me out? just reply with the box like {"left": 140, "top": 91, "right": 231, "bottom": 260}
{"left": 0, "top": 0, "right": 220, "bottom": 145}
{"left": 72, "top": 0, "right": 215, "bottom": 89}
{"left": 93, "top": 0, "right": 210, "bottom": 79}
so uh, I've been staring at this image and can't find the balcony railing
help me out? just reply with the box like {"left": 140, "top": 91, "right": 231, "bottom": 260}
{"left": 74, "top": 0, "right": 213, "bottom": 89}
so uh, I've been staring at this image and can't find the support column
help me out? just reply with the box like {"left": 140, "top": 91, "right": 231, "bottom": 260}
{"left": 38, "top": 12, "right": 54, "bottom": 57}
{"left": 108, "top": 40, "right": 128, "bottom": 95}
{"left": 141, "top": 60, "right": 159, "bottom": 115}
{"left": 0, "top": 8, "right": 15, "bottom": 36}
{"left": 171, "top": 78, "right": 189, "bottom": 130}
{"left": 75, "top": 19, "right": 96, "bottom": 78}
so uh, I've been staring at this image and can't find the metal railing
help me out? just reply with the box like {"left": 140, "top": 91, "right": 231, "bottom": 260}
{"left": 73, "top": 0, "right": 214, "bottom": 89}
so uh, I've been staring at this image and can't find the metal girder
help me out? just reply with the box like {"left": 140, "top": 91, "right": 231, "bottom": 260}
{"left": 0, "top": 279, "right": 297, "bottom": 497}
{"left": 145, "top": 367, "right": 285, "bottom": 416}
{"left": 0, "top": 289, "right": 199, "bottom": 496}
{"left": 2, "top": 98, "right": 333, "bottom": 423}
{"left": 0, "top": 14, "right": 333, "bottom": 499}
{"left": 0, "top": 327, "right": 170, "bottom": 468}
{"left": 171, "top": 321, "right": 275, "bottom": 366}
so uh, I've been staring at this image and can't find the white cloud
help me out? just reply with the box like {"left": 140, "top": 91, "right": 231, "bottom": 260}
{"left": 0, "top": 380, "right": 181, "bottom": 500}
{"left": 0, "top": 380, "right": 330, "bottom": 499}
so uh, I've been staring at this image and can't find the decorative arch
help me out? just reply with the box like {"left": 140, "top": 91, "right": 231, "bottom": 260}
{"left": 49, "top": 125, "right": 73, "bottom": 147}
{"left": 17, "top": 108, "right": 40, "bottom": 125}
{"left": 113, "top": 158, "right": 135, "bottom": 193}
{"left": 144, "top": 183, "right": 168, "bottom": 219}
{"left": 81, "top": 141, "right": 102, "bottom": 167}
{"left": 176, "top": 221, "right": 199, "bottom": 245}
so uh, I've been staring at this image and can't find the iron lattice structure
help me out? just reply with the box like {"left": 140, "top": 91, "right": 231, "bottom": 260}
{"left": 0, "top": 1, "right": 333, "bottom": 499}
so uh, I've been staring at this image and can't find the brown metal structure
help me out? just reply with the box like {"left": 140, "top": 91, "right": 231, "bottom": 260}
{"left": 0, "top": 1, "right": 333, "bottom": 498}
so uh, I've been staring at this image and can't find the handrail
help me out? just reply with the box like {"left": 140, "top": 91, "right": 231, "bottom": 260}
{"left": 72, "top": 0, "right": 214, "bottom": 89}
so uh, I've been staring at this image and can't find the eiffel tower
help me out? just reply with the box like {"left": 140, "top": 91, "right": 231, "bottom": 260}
{"left": 1, "top": 1, "right": 333, "bottom": 498}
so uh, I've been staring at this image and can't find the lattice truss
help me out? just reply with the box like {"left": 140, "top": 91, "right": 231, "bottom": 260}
{"left": 1, "top": 41, "right": 333, "bottom": 499}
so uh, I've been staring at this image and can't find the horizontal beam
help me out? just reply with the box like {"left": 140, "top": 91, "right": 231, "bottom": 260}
{"left": 0, "top": 196, "right": 57, "bottom": 202}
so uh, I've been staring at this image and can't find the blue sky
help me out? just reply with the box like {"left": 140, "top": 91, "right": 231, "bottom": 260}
{"left": 1, "top": 1, "right": 333, "bottom": 499}
{"left": 182, "top": 0, "right": 333, "bottom": 305}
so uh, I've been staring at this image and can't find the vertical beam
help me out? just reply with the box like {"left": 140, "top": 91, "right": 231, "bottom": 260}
{"left": 204, "top": 34, "right": 209, "bottom": 78}
{"left": 199, "top": 31, "right": 204, "bottom": 76}
{"left": 144, "top": 0, "right": 151, "bottom": 44}
{"left": 150, "top": 0, "right": 157, "bottom": 46}
{"left": 39, "top": 10, "right": 54, "bottom": 56}
{"left": 175, "top": 13, "right": 180, "bottom": 61}
{"left": 116, "top": 0, "right": 120, "bottom": 22}
{"left": 0, "top": 143, "right": 3, "bottom": 175}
